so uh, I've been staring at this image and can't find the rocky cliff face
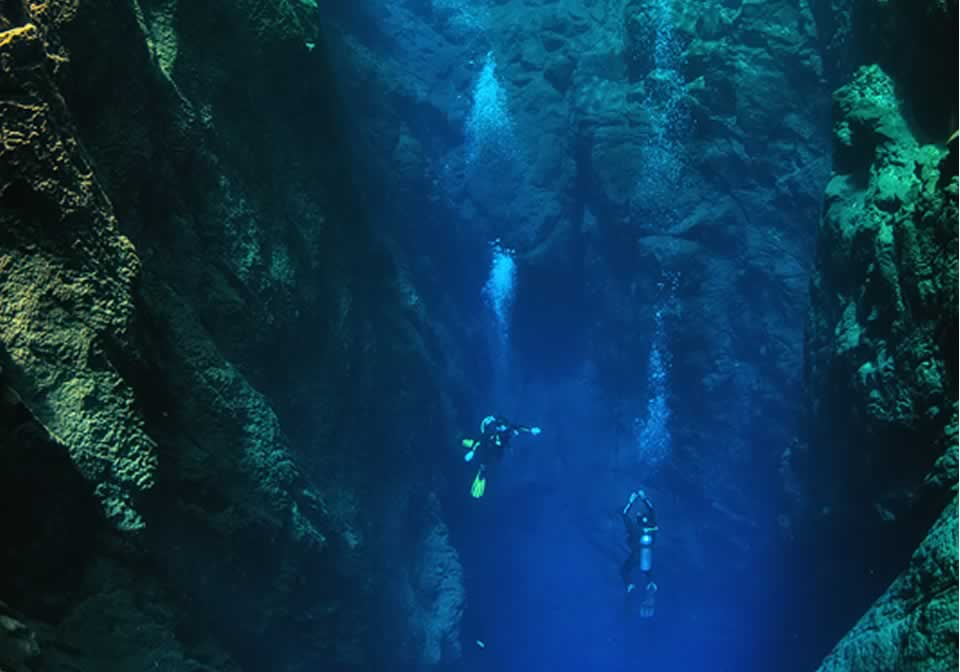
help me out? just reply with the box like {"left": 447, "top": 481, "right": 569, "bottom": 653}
{"left": 792, "top": 0, "right": 958, "bottom": 668}
{"left": 2, "top": 0, "right": 955, "bottom": 669}
{"left": 568, "top": 0, "right": 830, "bottom": 563}
{"left": 0, "top": 2, "right": 463, "bottom": 670}
{"left": 818, "top": 496, "right": 958, "bottom": 672}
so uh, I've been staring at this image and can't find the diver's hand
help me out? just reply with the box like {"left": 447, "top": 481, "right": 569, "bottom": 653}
{"left": 623, "top": 492, "right": 637, "bottom": 514}
{"left": 530, "top": 426, "right": 542, "bottom": 436}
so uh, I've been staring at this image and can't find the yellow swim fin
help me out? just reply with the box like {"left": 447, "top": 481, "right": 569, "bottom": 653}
{"left": 470, "top": 469, "right": 487, "bottom": 498}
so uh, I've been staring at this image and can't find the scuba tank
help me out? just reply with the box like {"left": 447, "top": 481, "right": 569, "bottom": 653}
{"left": 639, "top": 530, "right": 654, "bottom": 572}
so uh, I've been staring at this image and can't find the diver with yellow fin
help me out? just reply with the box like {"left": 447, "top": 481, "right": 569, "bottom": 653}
{"left": 461, "top": 415, "right": 541, "bottom": 498}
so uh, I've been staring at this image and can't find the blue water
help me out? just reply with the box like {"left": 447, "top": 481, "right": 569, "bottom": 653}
{"left": 444, "top": 371, "right": 784, "bottom": 671}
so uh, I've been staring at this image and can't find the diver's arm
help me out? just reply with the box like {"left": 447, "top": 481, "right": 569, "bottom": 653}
{"left": 638, "top": 493, "right": 655, "bottom": 515}
{"left": 625, "top": 490, "right": 656, "bottom": 518}
{"left": 510, "top": 424, "right": 542, "bottom": 436}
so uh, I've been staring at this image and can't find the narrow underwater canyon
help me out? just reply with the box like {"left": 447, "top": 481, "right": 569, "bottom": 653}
{"left": 0, "top": 1, "right": 956, "bottom": 671}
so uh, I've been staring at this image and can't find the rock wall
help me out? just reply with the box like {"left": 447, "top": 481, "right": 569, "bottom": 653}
{"left": 0, "top": 1, "right": 462, "bottom": 670}
{"left": 792, "top": 0, "right": 958, "bottom": 667}
{"left": 817, "top": 497, "right": 958, "bottom": 672}
{"left": 4, "top": 0, "right": 953, "bottom": 668}
{"left": 0, "top": 16, "right": 156, "bottom": 532}
{"left": 565, "top": 0, "right": 831, "bottom": 546}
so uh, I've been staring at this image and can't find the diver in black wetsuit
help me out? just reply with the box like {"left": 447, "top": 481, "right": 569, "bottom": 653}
{"left": 621, "top": 489, "right": 658, "bottom": 618}
{"left": 461, "top": 415, "right": 541, "bottom": 498}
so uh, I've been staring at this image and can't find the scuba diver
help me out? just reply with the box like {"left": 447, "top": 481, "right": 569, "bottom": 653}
{"left": 621, "top": 489, "right": 658, "bottom": 618}
{"left": 461, "top": 415, "right": 541, "bottom": 498}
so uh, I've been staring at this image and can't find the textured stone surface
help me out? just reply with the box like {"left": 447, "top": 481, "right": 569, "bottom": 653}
{"left": 1, "top": 1, "right": 463, "bottom": 669}
{"left": 817, "top": 499, "right": 958, "bottom": 672}
{"left": 0, "top": 602, "right": 40, "bottom": 672}
{"left": 390, "top": 495, "right": 465, "bottom": 665}
{"left": 3, "top": 0, "right": 954, "bottom": 669}
{"left": 0, "top": 16, "right": 157, "bottom": 530}
{"left": 803, "top": 63, "right": 958, "bottom": 523}
{"left": 567, "top": 0, "right": 829, "bottom": 531}
{"left": 792, "top": 0, "right": 959, "bottom": 666}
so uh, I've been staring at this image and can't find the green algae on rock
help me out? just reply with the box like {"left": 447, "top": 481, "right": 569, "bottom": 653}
{"left": 796, "top": 18, "right": 958, "bottom": 669}
{"left": 0, "top": 15, "right": 157, "bottom": 531}
{"left": 804, "top": 63, "right": 958, "bottom": 525}
{"left": 1, "top": 1, "right": 465, "bottom": 669}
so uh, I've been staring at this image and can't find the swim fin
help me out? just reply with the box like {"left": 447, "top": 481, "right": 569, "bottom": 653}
{"left": 470, "top": 469, "right": 487, "bottom": 498}
{"left": 639, "top": 582, "right": 657, "bottom": 618}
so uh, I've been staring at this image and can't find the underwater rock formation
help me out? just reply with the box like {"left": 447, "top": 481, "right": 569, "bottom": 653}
{"left": 794, "top": 0, "right": 958, "bottom": 668}
{"left": 817, "top": 498, "right": 958, "bottom": 671}
{"left": 0, "top": 602, "right": 40, "bottom": 672}
{"left": 1, "top": 1, "right": 462, "bottom": 669}
{"left": 2, "top": 0, "right": 955, "bottom": 669}
{"left": 571, "top": 0, "right": 830, "bottom": 539}
{"left": 804, "top": 63, "right": 957, "bottom": 535}
{"left": 0, "top": 16, "right": 156, "bottom": 532}
{"left": 391, "top": 495, "right": 466, "bottom": 665}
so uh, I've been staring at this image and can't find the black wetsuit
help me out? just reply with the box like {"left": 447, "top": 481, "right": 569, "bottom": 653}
{"left": 478, "top": 417, "right": 533, "bottom": 464}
